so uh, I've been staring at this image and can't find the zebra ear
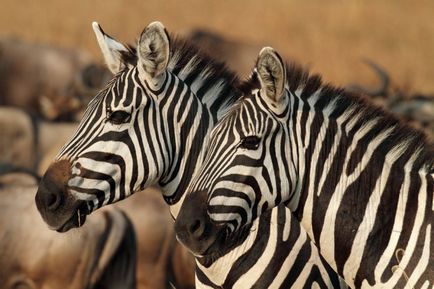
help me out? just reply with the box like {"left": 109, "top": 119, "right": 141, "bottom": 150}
{"left": 137, "top": 21, "right": 170, "bottom": 82}
{"left": 92, "top": 22, "right": 129, "bottom": 74}
{"left": 256, "top": 47, "right": 286, "bottom": 104}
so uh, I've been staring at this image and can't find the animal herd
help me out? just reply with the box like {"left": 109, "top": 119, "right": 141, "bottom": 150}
{"left": 0, "top": 20, "right": 432, "bottom": 289}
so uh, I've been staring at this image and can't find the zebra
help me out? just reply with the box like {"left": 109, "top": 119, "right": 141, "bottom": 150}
{"left": 190, "top": 203, "right": 348, "bottom": 288}
{"left": 174, "top": 47, "right": 434, "bottom": 289}
{"left": 35, "top": 21, "right": 240, "bottom": 227}
{"left": 34, "top": 22, "right": 347, "bottom": 288}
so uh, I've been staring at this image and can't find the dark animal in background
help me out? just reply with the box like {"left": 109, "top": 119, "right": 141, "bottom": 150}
{"left": 347, "top": 59, "right": 434, "bottom": 138}
{"left": 186, "top": 28, "right": 262, "bottom": 76}
{"left": 0, "top": 38, "right": 110, "bottom": 121}
{"left": 115, "top": 188, "right": 196, "bottom": 289}
{"left": 0, "top": 107, "right": 77, "bottom": 170}
{"left": 0, "top": 173, "right": 136, "bottom": 289}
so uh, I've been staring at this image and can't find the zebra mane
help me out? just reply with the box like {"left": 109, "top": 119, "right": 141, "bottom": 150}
{"left": 118, "top": 35, "right": 241, "bottom": 111}
{"left": 243, "top": 61, "right": 434, "bottom": 173}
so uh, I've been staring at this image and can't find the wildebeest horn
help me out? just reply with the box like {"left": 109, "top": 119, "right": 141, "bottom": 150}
{"left": 347, "top": 58, "right": 390, "bottom": 98}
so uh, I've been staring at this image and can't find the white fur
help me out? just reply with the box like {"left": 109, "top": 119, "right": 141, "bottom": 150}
{"left": 257, "top": 47, "right": 286, "bottom": 105}
{"left": 137, "top": 21, "right": 170, "bottom": 87}
{"left": 92, "top": 22, "right": 129, "bottom": 74}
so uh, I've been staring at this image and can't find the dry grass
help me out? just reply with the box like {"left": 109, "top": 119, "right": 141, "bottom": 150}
{"left": 1, "top": 0, "right": 434, "bottom": 93}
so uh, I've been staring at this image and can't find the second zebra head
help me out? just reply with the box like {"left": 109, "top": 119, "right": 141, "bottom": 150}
{"left": 175, "top": 47, "right": 296, "bottom": 257}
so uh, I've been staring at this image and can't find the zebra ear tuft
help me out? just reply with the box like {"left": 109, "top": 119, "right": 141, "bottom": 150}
{"left": 92, "top": 22, "right": 129, "bottom": 74}
{"left": 137, "top": 21, "right": 170, "bottom": 80}
{"left": 256, "top": 47, "right": 286, "bottom": 104}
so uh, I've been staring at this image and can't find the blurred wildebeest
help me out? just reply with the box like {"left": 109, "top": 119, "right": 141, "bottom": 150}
{"left": 0, "top": 108, "right": 37, "bottom": 170}
{"left": 115, "top": 189, "right": 195, "bottom": 289}
{"left": 186, "top": 28, "right": 262, "bottom": 76}
{"left": 0, "top": 172, "right": 195, "bottom": 289}
{"left": 347, "top": 59, "right": 434, "bottom": 139}
{"left": 0, "top": 173, "right": 136, "bottom": 289}
{"left": 0, "top": 170, "right": 194, "bottom": 289}
{"left": 0, "top": 107, "right": 77, "bottom": 170}
{"left": 0, "top": 38, "right": 110, "bottom": 121}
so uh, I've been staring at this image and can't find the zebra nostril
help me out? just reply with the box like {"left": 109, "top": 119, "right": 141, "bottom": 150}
{"left": 45, "top": 189, "right": 63, "bottom": 211}
{"left": 189, "top": 219, "right": 205, "bottom": 239}
{"left": 47, "top": 193, "right": 56, "bottom": 209}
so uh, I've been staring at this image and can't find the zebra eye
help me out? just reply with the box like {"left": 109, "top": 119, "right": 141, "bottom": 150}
{"left": 107, "top": 110, "right": 131, "bottom": 125}
{"left": 240, "top": 135, "right": 261, "bottom": 150}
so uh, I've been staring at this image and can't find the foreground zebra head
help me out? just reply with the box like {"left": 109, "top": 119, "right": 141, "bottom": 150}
{"left": 175, "top": 47, "right": 294, "bottom": 255}
{"left": 35, "top": 21, "right": 238, "bottom": 232}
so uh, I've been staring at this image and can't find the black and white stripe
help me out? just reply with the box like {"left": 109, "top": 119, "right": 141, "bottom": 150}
{"left": 179, "top": 47, "right": 433, "bottom": 288}
{"left": 55, "top": 22, "right": 239, "bottom": 216}
{"left": 194, "top": 205, "right": 348, "bottom": 289}
{"left": 45, "top": 24, "right": 350, "bottom": 288}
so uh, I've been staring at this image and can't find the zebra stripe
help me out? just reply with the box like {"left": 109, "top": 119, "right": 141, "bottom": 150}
{"left": 179, "top": 48, "right": 434, "bottom": 288}
{"left": 55, "top": 36, "right": 238, "bottom": 216}
{"left": 194, "top": 205, "right": 347, "bottom": 289}
{"left": 39, "top": 25, "right": 347, "bottom": 288}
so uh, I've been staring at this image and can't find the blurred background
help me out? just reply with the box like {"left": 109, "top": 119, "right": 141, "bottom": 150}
{"left": 0, "top": 0, "right": 433, "bottom": 288}
{"left": 2, "top": 0, "right": 434, "bottom": 91}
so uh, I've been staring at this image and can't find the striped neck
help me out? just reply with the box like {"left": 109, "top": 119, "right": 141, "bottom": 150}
{"left": 153, "top": 74, "right": 240, "bottom": 217}
{"left": 281, "top": 70, "right": 433, "bottom": 287}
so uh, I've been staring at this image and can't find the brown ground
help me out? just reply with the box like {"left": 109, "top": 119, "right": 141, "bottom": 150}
{"left": 1, "top": 0, "right": 434, "bottom": 93}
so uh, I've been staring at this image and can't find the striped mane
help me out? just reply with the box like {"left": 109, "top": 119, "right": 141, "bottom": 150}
{"left": 118, "top": 35, "right": 241, "bottom": 114}
{"left": 243, "top": 61, "right": 434, "bottom": 174}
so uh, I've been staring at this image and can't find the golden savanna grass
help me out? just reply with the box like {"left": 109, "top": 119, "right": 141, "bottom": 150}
{"left": 1, "top": 0, "right": 434, "bottom": 93}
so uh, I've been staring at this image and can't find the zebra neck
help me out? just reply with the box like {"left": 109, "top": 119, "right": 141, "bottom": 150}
{"left": 285, "top": 88, "right": 433, "bottom": 288}
{"left": 158, "top": 75, "right": 240, "bottom": 217}
{"left": 195, "top": 209, "right": 265, "bottom": 285}
{"left": 286, "top": 87, "right": 433, "bottom": 212}
{"left": 159, "top": 106, "right": 213, "bottom": 214}
{"left": 195, "top": 205, "right": 349, "bottom": 288}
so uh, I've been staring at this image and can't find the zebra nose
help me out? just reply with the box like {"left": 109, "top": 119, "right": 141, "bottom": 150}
{"left": 175, "top": 189, "right": 210, "bottom": 241}
{"left": 35, "top": 160, "right": 72, "bottom": 213}
{"left": 36, "top": 174, "right": 66, "bottom": 214}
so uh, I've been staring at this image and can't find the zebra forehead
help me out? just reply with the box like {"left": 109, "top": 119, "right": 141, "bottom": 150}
{"left": 210, "top": 102, "right": 271, "bottom": 140}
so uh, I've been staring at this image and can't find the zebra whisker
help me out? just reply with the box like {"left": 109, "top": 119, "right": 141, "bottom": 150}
{"left": 77, "top": 209, "right": 81, "bottom": 227}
